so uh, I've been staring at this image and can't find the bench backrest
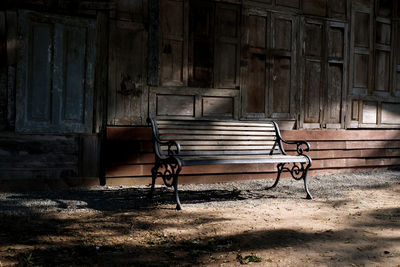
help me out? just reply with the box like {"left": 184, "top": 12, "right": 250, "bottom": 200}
{"left": 152, "top": 120, "right": 283, "bottom": 156}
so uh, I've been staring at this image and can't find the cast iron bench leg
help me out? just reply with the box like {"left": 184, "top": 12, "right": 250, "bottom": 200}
{"left": 266, "top": 163, "right": 285, "bottom": 190}
{"left": 303, "top": 166, "right": 313, "bottom": 199}
{"left": 148, "top": 165, "right": 158, "bottom": 199}
{"left": 173, "top": 174, "right": 182, "bottom": 210}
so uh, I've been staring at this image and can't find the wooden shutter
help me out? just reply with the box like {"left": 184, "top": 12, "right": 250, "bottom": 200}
{"left": 16, "top": 11, "right": 95, "bottom": 133}
{"left": 214, "top": 3, "right": 240, "bottom": 89}
{"left": 269, "top": 13, "right": 297, "bottom": 119}
{"left": 395, "top": 21, "right": 400, "bottom": 97}
{"left": 241, "top": 10, "right": 269, "bottom": 118}
{"left": 349, "top": 1, "right": 373, "bottom": 97}
{"left": 160, "top": 0, "right": 187, "bottom": 86}
{"left": 373, "top": 0, "right": 392, "bottom": 96}
{"left": 301, "top": 18, "right": 347, "bottom": 129}
{"left": 323, "top": 21, "right": 347, "bottom": 128}
{"left": 188, "top": 0, "right": 215, "bottom": 88}
{"left": 108, "top": 20, "right": 147, "bottom": 125}
{"left": 302, "top": 18, "right": 324, "bottom": 128}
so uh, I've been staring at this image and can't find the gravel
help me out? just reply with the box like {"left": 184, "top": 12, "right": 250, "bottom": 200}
{"left": 0, "top": 170, "right": 399, "bottom": 215}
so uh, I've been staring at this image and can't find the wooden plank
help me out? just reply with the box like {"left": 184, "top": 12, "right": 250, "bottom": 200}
{"left": 306, "top": 148, "right": 400, "bottom": 160}
{"left": 158, "top": 125, "right": 275, "bottom": 131}
{"left": 159, "top": 129, "right": 276, "bottom": 135}
{"left": 106, "top": 156, "right": 400, "bottom": 177}
{"left": 306, "top": 140, "right": 400, "bottom": 150}
{"left": 172, "top": 140, "right": 276, "bottom": 145}
{"left": 281, "top": 130, "right": 400, "bottom": 141}
{"left": 7, "top": 11, "right": 18, "bottom": 129}
{"left": 161, "top": 135, "right": 277, "bottom": 140}
{"left": 161, "top": 145, "right": 276, "bottom": 150}
{"left": 107, "top": 127, "right": 152, "bottom": 141}
{"left": 157, "top": 119, "right": 273, "bottom": 127}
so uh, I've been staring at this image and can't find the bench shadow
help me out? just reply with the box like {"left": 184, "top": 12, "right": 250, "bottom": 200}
{"left": 0, "top": 186, "right": 281, "bottom": 215}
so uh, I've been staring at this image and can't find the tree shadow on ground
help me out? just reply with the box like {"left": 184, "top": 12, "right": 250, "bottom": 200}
{"left": 2, "top": 216, "right": 399, "bottom": 266}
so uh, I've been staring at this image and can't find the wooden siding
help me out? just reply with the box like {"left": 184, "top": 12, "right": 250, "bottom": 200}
{"left": 105, "top": 127, "right": 400, "bottom": 185}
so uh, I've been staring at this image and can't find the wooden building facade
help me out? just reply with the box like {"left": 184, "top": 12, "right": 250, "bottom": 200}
{"left": 1, "top": 0, "right": 400, "bottom": 188}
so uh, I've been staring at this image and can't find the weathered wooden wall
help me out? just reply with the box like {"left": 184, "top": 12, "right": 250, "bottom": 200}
{"left": 0, "top": 1, "right": 110, "bottom": 188}
{"left": 1, "top": 0, "right": 400, "bottom": 189}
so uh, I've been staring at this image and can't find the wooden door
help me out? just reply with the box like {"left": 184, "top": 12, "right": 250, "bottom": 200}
{"left": 241, "top": 9, "right": 297, "bottom": 121}
{"left": 107, "top": 20, "right": 147, "bottom": 125}
{"left": 241, "top": 9, "right": 269, "bottom": 118}
{"left": 16, "top": 11, "right": 96, "bottom": 133}
{"left": 301, "top": 18, "right": 347, "bottom": 129}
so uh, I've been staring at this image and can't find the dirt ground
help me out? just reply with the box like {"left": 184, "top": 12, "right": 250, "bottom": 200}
{"left": 0, "top": 170, "right": 399, "bottom": 267}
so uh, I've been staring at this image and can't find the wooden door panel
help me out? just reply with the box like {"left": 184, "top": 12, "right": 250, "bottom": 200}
{"left": 304, "top": 22, "right": 323, "bottom": 57}
{"left": 328, "top": 0, "right": 346, "bottom": 19}
{"left": 328, "top": 27, "right": 344, "bottom": 59}
{"left": 28, "top": 22, "right": 53, "bottom": 123}
{"left": 247, "top": 15, "right": 267, "bottom": 48}
{"left": 353, "top": 53, "right": 369, "bottom": 88}
{"left": 59, "top": 26, "right": 87, "bottom": 123}
{"left": 324, "top": 64, "right": 343, "bottom": 124}
{"left": 188, "top": 0, "right": 214, "bottom": 87}
{"left": 214, "top": 3, "right": 240, "bottom": 88}
{"left": 273, "top": 17, "right": 292, "bottom": 51}
{"left": 108, "top": 20, "right": 146, "bottom": 125}
{"left": 270, "top": 14, "right": 296, "bottom": 118}
{"left": 246, "top": 53, "right": 266, "bottom": 113}
{"left": 374, "top": 50, "right": 390, "bottom": 92}
{"left": 16, "top": 11, "right": 95, "bottom": 133}
{"left": 304, "top": 61, "right": 322, "bottom": 123}
{"left": 354, "top": 12, "right": 370, "bottom": 48}
{"left": 271, "top": 56, "right": 291, "bottom": 115}
{"left": 303, "top": 0, "right": 326, "bottom": 16}
{"left": 160, "top": 0, "right": 186, "bottom": 86}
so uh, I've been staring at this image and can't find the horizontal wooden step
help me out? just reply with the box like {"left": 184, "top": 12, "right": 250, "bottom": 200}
{"left": 106, "top": 157, "right": 400, "bottom": 177}
{"left": 282, "top": 130, "right": 400, "bottom": 141}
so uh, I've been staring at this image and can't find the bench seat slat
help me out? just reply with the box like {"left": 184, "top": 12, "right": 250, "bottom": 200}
{"left": 159, "top": 129, "right": 276, "bottom": 136}
{"left": 161, "top": 135, "right": 277, "bottom": 141}
{"left": 165, "top": 140, "right": 276, "bottom": 145}
{"left": 157, "top": 125, "right": 275, "bottom": 131}
{"left": 156, "top": 120, "right": 275, "bottom": 127}
{"left": 161, "top": 145, "right": 276, "bottom": 150}
{"left": 164, "top": 150, "right": 280, "bottom": 156}
{"left": 179, "top": 155, "right": 307, "bottom": 166}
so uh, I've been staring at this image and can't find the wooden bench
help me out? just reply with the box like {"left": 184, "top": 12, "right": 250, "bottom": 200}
{"left": 147, "top": 118, "right": 312, "bottom": 210}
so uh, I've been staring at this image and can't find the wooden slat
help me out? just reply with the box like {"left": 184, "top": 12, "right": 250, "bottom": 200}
{"left": 159, "top": 129, "right": 276, "bottom": 135}
{"left": 172, "top": 140, "right": 276, "bottom": 145}
{"left": 282, "top": 130, "right": 400, "bottom": 141}
{"left": 106, "top": 157, "right": 400, "bottom": 177}
{"left": 157, "top": 120, "right": 275, "bottom": 127}
{"left": 161, "top": 145, "right": 275, "bottom": 150}
{"left": 161, "top": 135, "right": 276, "bottom": 140}
{"left": 157, "top": 125, "right": 275, "bottom": 131}
{"left": 307, "top": 140, "right": 400, "bottom": 150}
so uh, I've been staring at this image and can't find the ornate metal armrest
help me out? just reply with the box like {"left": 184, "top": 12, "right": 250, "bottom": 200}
{"left": 159, "top": 140, "right": 181, "bottom": 156}
{"left": 281, "top": 139, "right": 310, "bottom": 155}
